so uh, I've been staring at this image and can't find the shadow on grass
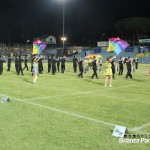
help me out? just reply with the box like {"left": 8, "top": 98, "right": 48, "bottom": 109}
{"left": 132, "top": 79, "right": 145, "bottom": 82}
{"left": 9, "top": 71, "right": 17, "bottom": 74}
{"left": 83, "top": 78, "right": 103, "bottom": 85}
{"left": 22, "top": 77, "right": 33, "bottom": 83}
{"left": 67, "top": 74, "right": 78, "bottom": 77}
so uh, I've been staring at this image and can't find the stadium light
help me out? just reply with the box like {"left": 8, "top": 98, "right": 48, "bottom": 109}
{"left": 55, "top": 0, "right": 66, "bottom": 54}
{"left": 62, "top": 0, "right": 65, "bottom": 54}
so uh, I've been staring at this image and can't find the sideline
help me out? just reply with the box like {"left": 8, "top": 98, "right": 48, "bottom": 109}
{"left": 0, "top": 82, "right": 150, "bottom": 132}
{"left": 0, "top": 93, "right": 116, "bottom": 127}
{"left": 129, "top": 123, "right": 150, "bottom": 132}
{"left": 0, "top": 93, "right": 150, "bottom": 133}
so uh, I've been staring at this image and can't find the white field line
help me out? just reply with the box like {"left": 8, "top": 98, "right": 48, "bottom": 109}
{"left": 0, "top": 93, "right": 150, "bottom": 132}
{"left": 0, "top": 82, "right": 149, "bottom": 132}
{"left": 24, "top": 82, "right": 143, "bottom": 101}
{"left": 0, "top": 93, "right": 115, "bottom": 127}
{"left": 23, "top": 90, "right": 99, "bottom": 101}
{"left": 129, "top": 123, "right": 150, "bottom": 132}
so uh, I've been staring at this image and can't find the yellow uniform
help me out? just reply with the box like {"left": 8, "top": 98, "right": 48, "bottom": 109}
{"left": 105, "top": 61, "right": 112, "bottom": 76}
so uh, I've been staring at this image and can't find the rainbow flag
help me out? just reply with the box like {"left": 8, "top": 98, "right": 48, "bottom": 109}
{"left": 107, "top": 37, "right": 129, "bottom": 55}
{"left": 32, "top": 40, "right": 46, "bottom": 55}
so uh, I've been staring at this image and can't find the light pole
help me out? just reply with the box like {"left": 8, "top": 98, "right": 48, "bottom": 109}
{"left": 56, "top": 0, "right": 67, "bottom": 55}
{"left": 62, "top": 0, "right": 65, "bottom": 55}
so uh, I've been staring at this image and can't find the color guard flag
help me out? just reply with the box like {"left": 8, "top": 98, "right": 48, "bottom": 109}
{"left": 107, "top": 37, "right": 129, "bottom": 55}
{"left": 32, "top": 40, "right": 47, "bottom": 55}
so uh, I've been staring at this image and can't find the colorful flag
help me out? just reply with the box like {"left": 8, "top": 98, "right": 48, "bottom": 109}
{"left": 107, "top": 37, "right": 129, "bottom": 55}
{"left": 32, "top": 40, "right": 46, "bottom": 55}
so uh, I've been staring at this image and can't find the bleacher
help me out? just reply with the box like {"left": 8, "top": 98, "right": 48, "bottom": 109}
{"left": 70, "top": 46, "right": 150, "bottom": 63}
{"left": 1, "top": 43, "right": 150, "bottom": 63}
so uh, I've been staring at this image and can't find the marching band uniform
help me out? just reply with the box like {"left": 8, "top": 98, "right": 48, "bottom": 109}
{"left": 15, "top": 56, "right": 19, "bottom": 74}
{"left": 125, "top": 57, "right": 133, "bottom": 79}
{"left": 135, "top": 57, "right": 138, "bottom": 69}
{"left": 111, "top": 60, "right": 115, "bottom": 79}
{"left": 56, "top": 56, "right": 60, "bottom": 72}
{"left": 91, "top": 56, "right": 99, "bottom": 79}
{"left": 118, "top": 57, "right": 123, "bottom": 75}
{"left": 48, "top": 55, "right": 52, "bottom": 73}
{"left": 61, "top": 56, "right": 67, "bottom": 73}
{"left": 78, "top": 58, "right": 83, "bottom": 78}
{"left": 7, "top": 55, "right": 12, "bottom": 71}
{"left": 23, "top": 57, "right": 29, "bottom": 71}
{"left": 52, "top": 56, "right": 57, "bottom": 75}
{"left": 17, "top": 56, "right": 24, "bottom": 75}
{"left": 73, "top": 55, "right": 78, "bottom": 73}
{"left": 38, "top": 57, "right": 43, "bottom": 74}
{"left": 0, "top": 56, "right": 5, "bottom": 75}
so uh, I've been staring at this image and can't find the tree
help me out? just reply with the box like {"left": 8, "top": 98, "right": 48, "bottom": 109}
{"left": 114, "top": 17, "right": 150, "bottom": 42}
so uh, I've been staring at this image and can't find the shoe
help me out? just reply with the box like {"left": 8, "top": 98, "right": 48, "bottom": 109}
{"left": 109, "top": 85, "right": 112, "bottom": 87}
{"left": 105, "top": 85, "right": 107, "bottom": 87}
{"left": 96, "top": 78, "right": 99, "bottom": 79}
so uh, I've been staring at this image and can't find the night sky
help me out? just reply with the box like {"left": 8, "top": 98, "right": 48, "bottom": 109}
{"left": 0, "top": 0, "right": 149, "bottom": 45}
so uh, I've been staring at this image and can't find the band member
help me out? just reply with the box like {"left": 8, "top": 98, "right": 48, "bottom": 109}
{"left": 15, "top": 55, "right": 19, "bottom": 74}
{"left": 135, "top": 57, "right": 138, "bottom": 69}
{"left": 31, "top": 55, "right": 35, "bottom": 73}
{"left": 0, "top": 55, "right": 5, "bottom": 75}
{"left": 118, "top": 57, "right": 123, "bottom": 75}
{"left": 125, "top": 56, "right": 133, "bottom": 79}
{"left": 61, "top": 55, "right": 67, "bottom": 73}
{"left": 17, "top": 56, "right": 24, "bottom": 75}
{"left": 23, "top": 56, "right": 29, "bottom": 71}
{"left": 78, "top": 57, "right": 83, "bottom": 78}
{"left": 7, "top": 55, "right": 13, "bottom": 71}
{"left": 48, "top": 55, "right": 52, "bottom": 73}
{"left": 91, "top": 56, "right": 99, "bottom": 79}
{"left": 73, "top": 55, "right": 78, "bottom": 73}
{"left": 52, "top": 56, "right": 57, "bottom": 75}
{"left": 111, "top": 60, "right": 115, "bottom": 79}
{"left": 38, "top": 56, "right": 44, "bottom": 74}
{"left": 56, "top": 56, "right": 60, "bottom": 72}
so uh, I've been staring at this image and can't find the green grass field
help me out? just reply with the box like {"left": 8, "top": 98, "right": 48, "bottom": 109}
{"left": 0, "top": 62, "right": 150, "bottom": 150}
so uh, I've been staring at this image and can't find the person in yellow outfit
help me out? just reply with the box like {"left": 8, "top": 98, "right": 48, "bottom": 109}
{"left": 104, "top": 56, "right": 116, "bottom": 87}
